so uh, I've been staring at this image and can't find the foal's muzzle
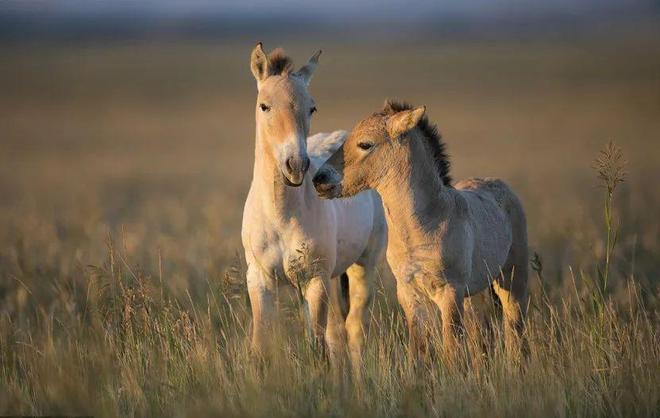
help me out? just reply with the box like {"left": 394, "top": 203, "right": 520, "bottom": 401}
{"left": 312, "top": 169, "right": 341, "bottom": 199}
{"left": 282, "top": 155, "right": 310, "bottom": 187}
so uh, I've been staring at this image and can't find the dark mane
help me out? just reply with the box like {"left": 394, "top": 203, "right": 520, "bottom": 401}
{"left": 380, "top": 100, "right": 452, "bottom": 186}
{"left": 268, "top": 48, "right": 294, "bottom": 75}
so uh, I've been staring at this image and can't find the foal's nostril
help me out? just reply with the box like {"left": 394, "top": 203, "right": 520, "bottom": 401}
{"left": 285, "top": 157, "right": 294, "bottom": 174}
{"left": 313, "top": 171, "right": 327, "bottom": 185}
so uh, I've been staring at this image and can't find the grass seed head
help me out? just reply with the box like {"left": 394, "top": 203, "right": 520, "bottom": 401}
{"left": 593, "top": 141, "right": 626, "bottom": 194}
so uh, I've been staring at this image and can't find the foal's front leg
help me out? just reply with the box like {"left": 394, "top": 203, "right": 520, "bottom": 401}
{"left": 430, "top": 283, "right": 466, "bottom": 363}
{"left": 304, "top": 275, "right": 330, "bottom": 355}
{"left": 396, "top": 280, "right": 433, "bottom": 363}
{"left": 246, "top": 264, "right": 277, "bottom": 356}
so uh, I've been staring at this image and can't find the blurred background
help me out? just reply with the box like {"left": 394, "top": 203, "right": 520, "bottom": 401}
{"left": 1, "top": 0, "right": 659, "bottom": 300}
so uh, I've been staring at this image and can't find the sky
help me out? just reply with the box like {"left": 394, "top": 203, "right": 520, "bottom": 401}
{"left": 1, "top": 0, "right": 658, "bottom": 41}
{"left": 4, "top": 0, "right": 656, "bottom": 18}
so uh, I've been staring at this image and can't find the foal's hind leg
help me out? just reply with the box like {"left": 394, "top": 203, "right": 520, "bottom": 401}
{"left": 325, "top": 276, "right": 348, "bottom": 367}
{"left": 492, "top": 254, "right": 529, "bottom": 356}
{"left": 344, "top": 263, "right": 374, "bottom": 376}
{"left": 493, "top": 190, "right": 530, "bottom": 357}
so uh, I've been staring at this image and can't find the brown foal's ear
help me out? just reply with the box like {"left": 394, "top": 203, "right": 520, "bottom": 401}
{"left": 250, "top": 42, "right": 270, "bottom": 86}
{"left": 296, "top": 49, "right": 322, "bottom": 86}
{"left": 386, "top": 106, "right": 426, "bottom": 138}
{"left": 382, "top": 99, "right": 397, "bottom": 113}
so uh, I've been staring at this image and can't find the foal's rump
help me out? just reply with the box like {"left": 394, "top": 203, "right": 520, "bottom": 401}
{"left": 455, "top": 177, "right": 525, "bottom": 291}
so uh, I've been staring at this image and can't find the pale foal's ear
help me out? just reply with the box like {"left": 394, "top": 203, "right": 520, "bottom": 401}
{"left": 296, "top": 50, "right": 322, "bottom": 86}
{"left": 386, "top": 106, "right": 426, "bottom": 138}
{"left": 250, "top": 42, "right": 270, "bottom": 86}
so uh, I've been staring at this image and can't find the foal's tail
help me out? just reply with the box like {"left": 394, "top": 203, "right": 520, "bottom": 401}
{"left": 339, "top": 272, "right": 350, "bottom": 320}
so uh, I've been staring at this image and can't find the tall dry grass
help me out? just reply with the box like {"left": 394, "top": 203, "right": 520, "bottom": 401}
{"left": 0, "top": 172, "right": 657, "bottom": 416}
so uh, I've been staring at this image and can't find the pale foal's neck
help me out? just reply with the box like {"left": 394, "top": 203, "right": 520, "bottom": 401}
{"left": 252, "top": 131, "right": 310, "bottom": 222}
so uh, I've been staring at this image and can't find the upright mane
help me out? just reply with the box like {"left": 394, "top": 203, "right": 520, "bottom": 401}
{"left": 267, "top": 48, "right": 294, "bottom": 76}
{"left": 380, "top": 100, "right": 452, "bottom": 186}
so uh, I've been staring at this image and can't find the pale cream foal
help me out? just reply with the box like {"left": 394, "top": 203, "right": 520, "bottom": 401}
{"left": 241, "top": 44, "right": 386, "bottom": 373}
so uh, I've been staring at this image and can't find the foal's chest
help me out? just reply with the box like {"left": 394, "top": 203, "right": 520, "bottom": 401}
{"left": 250, "top": 220, "right": 334, "bottom": 280}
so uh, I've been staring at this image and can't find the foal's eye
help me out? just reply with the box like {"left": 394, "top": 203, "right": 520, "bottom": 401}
{"left": 310, "top": 106, "right": 317, "bottom": 115}
{"left": 259, "top": 103, "right": 271, "bottom": 112}
{"left": 357, "top": 142, "right": 373, "bottom": 151}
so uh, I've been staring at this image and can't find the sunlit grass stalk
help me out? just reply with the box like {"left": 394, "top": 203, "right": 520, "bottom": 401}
{"left": 602, "top": 174, "right": 616, "bottom": 293}
{"left": 593, "top": 141, "right": 626, "bottom": 297}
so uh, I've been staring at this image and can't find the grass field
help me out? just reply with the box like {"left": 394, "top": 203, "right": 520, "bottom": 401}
{"left": 0, "top": 37, "right": 658, "bottom": 417}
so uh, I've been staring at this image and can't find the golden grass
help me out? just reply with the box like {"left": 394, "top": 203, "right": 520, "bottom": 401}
{"left": 0, "top": 38, "right": 658, "bottom": 417}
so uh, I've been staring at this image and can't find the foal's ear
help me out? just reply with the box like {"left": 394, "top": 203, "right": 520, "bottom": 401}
{"left": 250, "top": 42, "right": 270, "bottom": 85}
{"left": 296, "top": 50, "right": 322, "bottom": 86}
{"left": 386, "top": 106, "right": 426, "bottom": 138}
{"left": 382, "top": 99, "right": 397, "bottom": 113}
